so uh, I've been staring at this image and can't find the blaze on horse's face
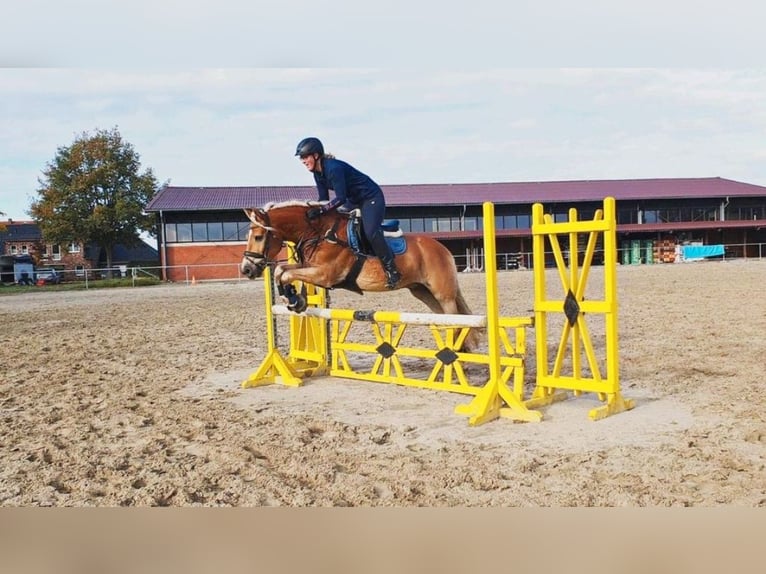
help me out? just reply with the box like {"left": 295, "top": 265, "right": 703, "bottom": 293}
{"left": 240, "top": 209, "right": 280, "bottom": 279}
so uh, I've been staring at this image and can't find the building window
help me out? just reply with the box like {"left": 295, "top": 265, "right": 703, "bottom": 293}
{"left": 690, "top": 208, "right": 706, "bottom": 221}
{"left": 68, "top": 242, "right": 81, "bottom": 253}
{"left": 437, "top": 217, "right": 452, "bottom": 232}
{"left": 176, "top": 223, "right": 192, "bottom": 242}
{"left": 10, "top": 245, "right": 17, "bottom": 255}
{"left": 222, "top": 222, "right": 239, "bottom": 241}
{"left": 164, "top": 224, "right": 177, "bottom": 243}
{"left": 22, "top": 244, "right": 29, "bottom": 254}
{"left": 192, "top": 222, "right": 208, "bottom": 242}
{"left": 503, "top": 215, "right": 517, "bottom": 229}
{"left": 659, "top": 208, "right": 681, "bottom": 223}
{"left": 51, "top": 244, "right": 61, "bottom": 260}
{"left": 207, "top": 222, "right": 223, "bottom": 241}
{"left": 617, "top": 210, "right": 637, "bottom": 224}
{"left": 733, "top": 206, "right": 766, "bottom": 220}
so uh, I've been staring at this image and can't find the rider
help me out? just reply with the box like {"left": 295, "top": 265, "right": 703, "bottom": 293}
{"left": 295, "top": 136, "right": 401, "bottom": 289}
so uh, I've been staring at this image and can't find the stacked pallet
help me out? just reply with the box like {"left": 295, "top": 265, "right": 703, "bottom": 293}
{"left": 654, "top": 237, "right": 677, "bottom": 263}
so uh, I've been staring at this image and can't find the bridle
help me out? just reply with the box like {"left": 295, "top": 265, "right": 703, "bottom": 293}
{"left": 243, "top": 209, "right": 278, "bottom": 274}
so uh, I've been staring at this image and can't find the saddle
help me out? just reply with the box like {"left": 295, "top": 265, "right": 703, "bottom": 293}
{"left": 324, "top": 209, "right": 407, "bottom": 295}
{"left": 345, "top": 210, "right": 407, "bottom": 256}
{"left": 322, "top": 209, "right": 407, "bottom": 294}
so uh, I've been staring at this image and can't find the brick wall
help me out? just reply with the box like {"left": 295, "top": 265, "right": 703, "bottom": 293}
{"left": 39, "top": 249, "right": 92, "bottom": 271}
{"left": 163, "top": 243, "right": 247, "bottom": 281}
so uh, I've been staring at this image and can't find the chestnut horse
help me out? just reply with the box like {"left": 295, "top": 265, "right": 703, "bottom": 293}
{"left": 240, "top": 200, "right": 481, "bottom": 351}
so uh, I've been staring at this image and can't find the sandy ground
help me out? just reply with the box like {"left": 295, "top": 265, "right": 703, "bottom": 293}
{"left": 2, "top": 260, "right": 766, "bottom": 507}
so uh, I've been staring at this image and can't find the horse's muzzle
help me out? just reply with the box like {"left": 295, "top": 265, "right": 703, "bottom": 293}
{"left": 240, "top": 254, "right": 267, "bottom": 279}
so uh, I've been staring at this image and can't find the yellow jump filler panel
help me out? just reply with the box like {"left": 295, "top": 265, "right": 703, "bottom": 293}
{"left": 528, "top": 197, "right": 635, "bottom": 420}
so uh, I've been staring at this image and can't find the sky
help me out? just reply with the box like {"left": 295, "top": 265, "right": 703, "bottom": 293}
{"left": 2, "top": 1, "right": 766, "bottom": 222}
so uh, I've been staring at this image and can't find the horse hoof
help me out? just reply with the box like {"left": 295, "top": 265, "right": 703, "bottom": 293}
{"left": 291, "top": 296, "right": 308, "bottom": 314}
{"left": 285, "top": 293, "right": 307, "bottom": 313}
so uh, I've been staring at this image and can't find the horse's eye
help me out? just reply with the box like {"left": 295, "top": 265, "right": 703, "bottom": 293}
{"left": 253, "top": 234, "right": 264, "bottom": 242}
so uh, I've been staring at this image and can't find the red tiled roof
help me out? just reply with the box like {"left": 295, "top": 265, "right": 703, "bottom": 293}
{"left": 145, "top": 177, "right": 766, "bottom": 212}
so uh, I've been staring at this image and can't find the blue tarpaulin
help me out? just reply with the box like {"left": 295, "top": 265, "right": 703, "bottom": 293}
{"left": 682, "top": 244, "right": 725, "bottom": 259}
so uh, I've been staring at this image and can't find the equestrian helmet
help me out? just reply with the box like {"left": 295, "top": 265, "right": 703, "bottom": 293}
{"left": 295, "top": 137, "right": 324, "bottom": 157}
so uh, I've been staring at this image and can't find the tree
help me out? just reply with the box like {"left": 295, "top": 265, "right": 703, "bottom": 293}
{"left": 30, "top": 127, "right": 163, "bottom": 275}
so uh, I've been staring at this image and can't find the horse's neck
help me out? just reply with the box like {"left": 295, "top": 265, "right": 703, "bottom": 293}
{"left": 272, "top": 210, "right": 331, "bottom": 242}
{"left": 267, "top": 205, "right": 352, "bottom": 244}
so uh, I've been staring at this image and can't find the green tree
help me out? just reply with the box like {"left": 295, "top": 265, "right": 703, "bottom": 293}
{"left": 30, "top": 127, "right": 163, "bottom": 275}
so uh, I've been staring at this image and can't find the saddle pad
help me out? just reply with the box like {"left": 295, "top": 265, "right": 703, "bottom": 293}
{"left": 381, "top": 219, "right": 400, "bottom": 232}
{"left": 347, "top": 220, "right": 407, "bottom": 256}
{"left": 386, "top": 236, "right": 407, "bottom": 255}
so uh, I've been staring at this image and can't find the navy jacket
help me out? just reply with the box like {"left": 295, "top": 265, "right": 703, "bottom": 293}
{"left": 314, "top": 158, "right": 382, "bottom": 210}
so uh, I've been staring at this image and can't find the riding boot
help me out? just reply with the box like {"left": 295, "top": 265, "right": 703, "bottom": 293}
{"left": 370, "top": 231, "right": 401, "bottom": 289}
{"left": 382, "top": 258, "right": 401, "bottom": 289}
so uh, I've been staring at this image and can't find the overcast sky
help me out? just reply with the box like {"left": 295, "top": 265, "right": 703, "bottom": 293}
{"left": 3, "top": 2, "right": 766, "bottom": 221}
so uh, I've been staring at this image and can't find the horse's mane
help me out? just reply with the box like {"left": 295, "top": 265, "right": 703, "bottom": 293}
{"left": 262, "top": 199, "right": 326, "bottom": 211}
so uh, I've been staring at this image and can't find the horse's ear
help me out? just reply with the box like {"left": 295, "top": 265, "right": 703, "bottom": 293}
{"left": 244, "top": 209, "right": 257, "bottom": 223}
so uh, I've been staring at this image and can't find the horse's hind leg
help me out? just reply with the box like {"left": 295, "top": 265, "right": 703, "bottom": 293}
{"left": 407, "top": 284, "right": 445, "bottom": 314}
{"left": 406, "top": 271, "right": 463, "bottom": 315}
{"left": 454, "top": 287, "right": 482, "bottom": 351}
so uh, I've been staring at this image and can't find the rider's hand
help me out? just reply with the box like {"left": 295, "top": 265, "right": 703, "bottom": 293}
{"left": 306, "top": 207, "right": 323, "bottom": 220}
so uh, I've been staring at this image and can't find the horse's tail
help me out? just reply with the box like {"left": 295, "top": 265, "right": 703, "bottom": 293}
{"left": 455, "top": 285, "right": 485, "bottom": 352}
{"left": 455, "top": 287, "right": 473, "bottom": 315}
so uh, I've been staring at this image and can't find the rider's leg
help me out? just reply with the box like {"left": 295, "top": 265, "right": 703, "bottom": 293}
{"left": 369, "top": 230, "right": 400, "bottom": 289}
{"left": 360, "top": 196, "right": 400, "bottom": 289}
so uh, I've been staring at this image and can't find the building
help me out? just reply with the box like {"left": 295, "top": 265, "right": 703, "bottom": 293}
{"left": 0, "top": 219, "right": 159, "bottom": 282}
{"left": 145, "top": 177, "right": 766, "bottom": 281}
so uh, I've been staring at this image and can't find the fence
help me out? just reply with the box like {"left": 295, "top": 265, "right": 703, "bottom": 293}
{"left": 17, "top": 263, "right": 245, "bottom": 288}
{"left": 454, "top": 241, "right": 766, "bottom": 272}
{"left": 16, "top": 241, "right": 765, "bottom": 288}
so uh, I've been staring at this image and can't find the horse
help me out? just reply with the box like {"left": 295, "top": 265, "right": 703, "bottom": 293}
{"left": 240, "top": 200, "right": 481, "bottom": 351}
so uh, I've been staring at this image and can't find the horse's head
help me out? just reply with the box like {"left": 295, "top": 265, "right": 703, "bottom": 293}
{"left": 240, "top": 201, "right": 336, "bottom": 279}
{"left": 240, "top": 208, "right": 283, "bottom": 279}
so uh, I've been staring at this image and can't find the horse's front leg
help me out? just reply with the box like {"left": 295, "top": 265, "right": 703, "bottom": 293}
{"left": 277, "top": 264, "right": 341, "bottom": 314}
{"left": 273, "top": 263, "right": 294, "bottom": 291}
{"left": 280, "top": 265, "right": 338, "bottom": 291}
{"left": 273, "top": 264, "right": 305, "bottom": 311}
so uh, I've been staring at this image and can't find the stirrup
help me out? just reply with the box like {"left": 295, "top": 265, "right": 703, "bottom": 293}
{"left": 385, "top": 269, "right": 401, "bottom": 289}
